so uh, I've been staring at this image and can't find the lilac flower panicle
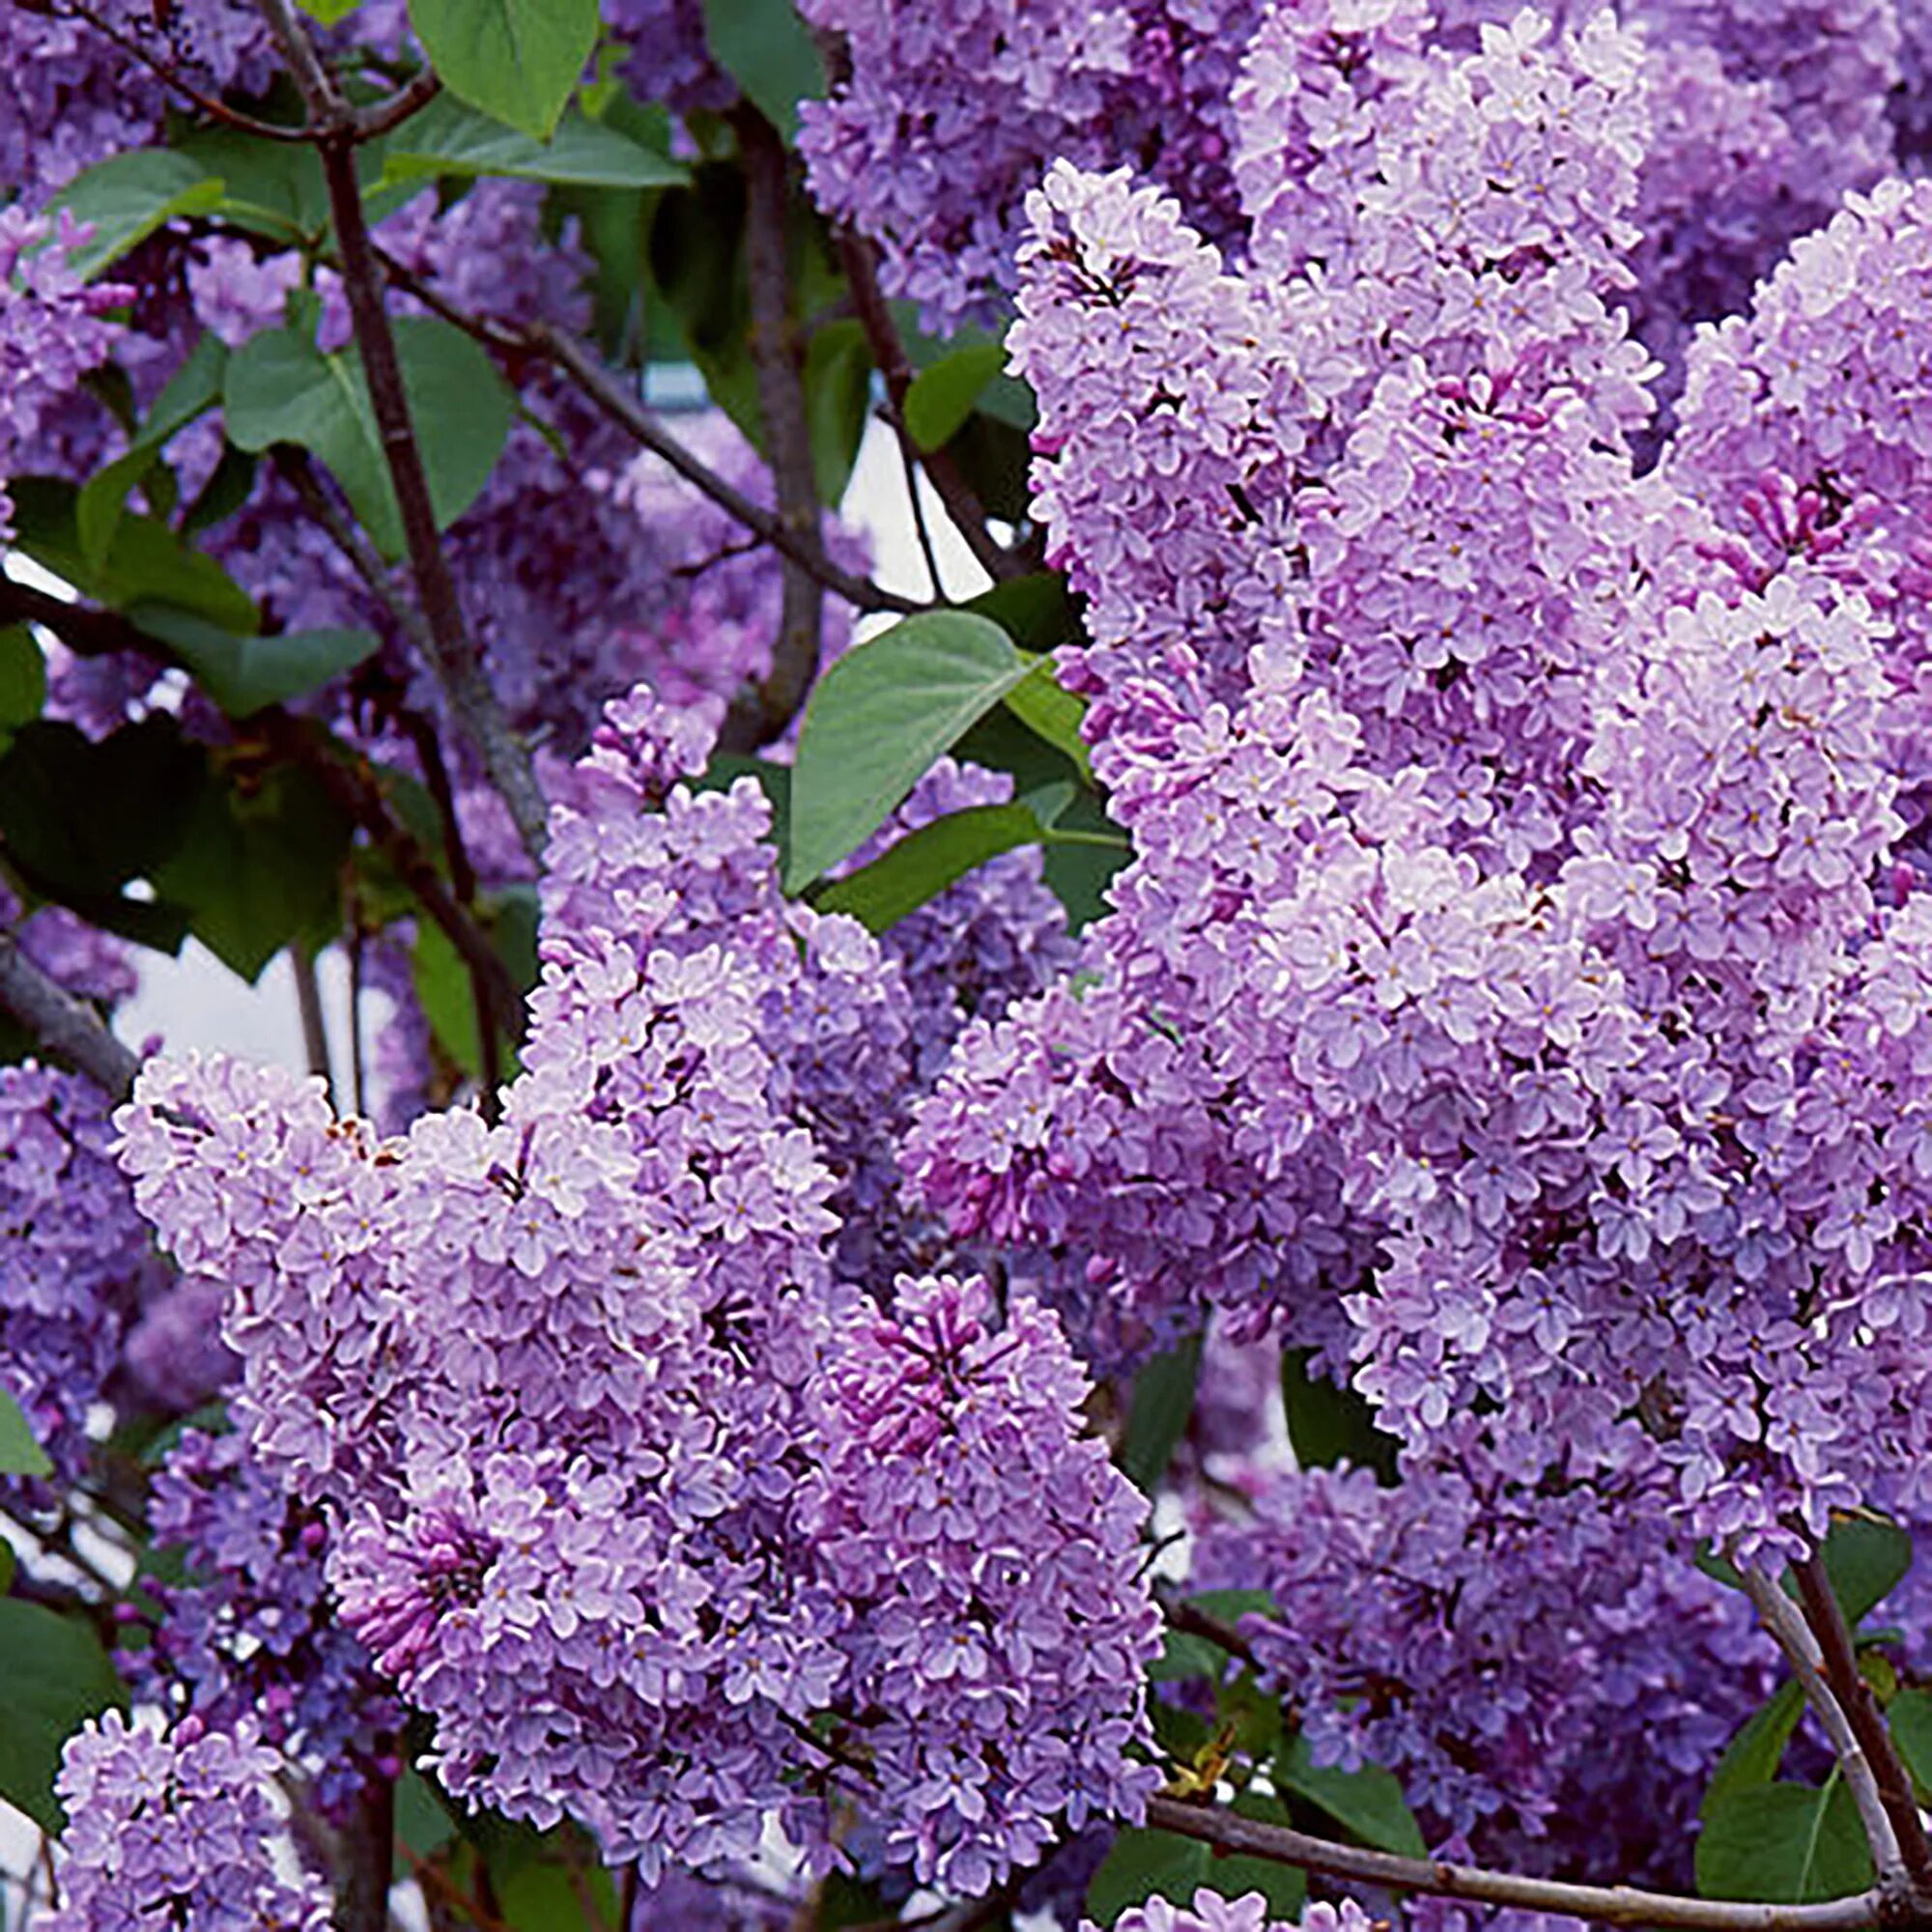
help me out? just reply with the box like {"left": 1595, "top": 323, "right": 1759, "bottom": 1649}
{"left": 44, "top": 1711, "right": 333, "bottom": 1932}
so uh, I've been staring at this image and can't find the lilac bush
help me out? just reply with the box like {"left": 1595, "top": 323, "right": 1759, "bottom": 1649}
{"left": 4, "top": 0, "right": 1932, "bottom": 1928}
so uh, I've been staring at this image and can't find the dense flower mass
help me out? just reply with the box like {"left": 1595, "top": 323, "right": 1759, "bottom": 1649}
{"left": 14, "top": 0, "right": 1932, "bottom": 1919}
{"left": 0, "top": 1065, "right": 161, "bottom": 1480}
{"left": 43, "top": 1710, "right": 333, "bottom": 1932}
{"left": 1086, "top": 1897, "right": 1378, "bottom": 1932}
{"left": 116, "top": 692, "right": 1158, "bottom": 1890}
{"left": 127, "top": 1427, "right": 400, "bottom": 1819}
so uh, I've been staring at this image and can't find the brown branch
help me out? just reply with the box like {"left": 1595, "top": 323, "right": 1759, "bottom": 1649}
{"left": 332, "top": 1763, "right": 395, "bottom": 1932}
{"left": 363, "top": 242, "right": 922, "bottom": 619}
{"left": 257, "top": 713, "right": 523, "bottom": 1055}
{"left": 532, "top": 321, "right": 921, "bottom": 617}
{"left": 837, "top": 230, "right": 1025, "bottom": 583}
{"left": 292, "top": 943, "right": 335, "bottom": 1103}
{"left": 1144, "top": 1797, "right": 1886, "bottom": 1931}
{"left": 271, "top": 452, "right": 480, "bottom": 903}
{"left": 355, "top": 71, "right": 441, "bottom": 141}
{"left": 256, "top": 0, "right": 548, "bottom": 863}
{"left": 1794, "top": 1553, "right": 1932, "bottom": 1897}
{"left": 63, "top": 1, "right": 312, "bottom": 143}
{"left": 1159, "top": 1592, "right": 1260, "bottom": 1669}
{"left": 0, "top": 932, "right": 141, "bottom": 1100}
{"left": 717, "top": 105, "right": 825, "bottom": 753}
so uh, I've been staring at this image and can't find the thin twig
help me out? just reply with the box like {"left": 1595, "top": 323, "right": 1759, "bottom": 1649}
{"left": 333, "top": 1763, "right": 396, "bottom": 1932}
{"left": 1793, "top": 1553, "right": 1932, "bottom": 1897}
{"left": 273, "top": 452, "right": 481, "bottom": 903}
{"left": 0, "top": 933, "right": 140, "bottom": 1100}
{"left": 1143, "top": 1796, "right": 1884, "bottom": 1930}
{"left": 348, "top": 921, "right": 369, "bottom": 1120}
{"left": 355, "top": 71, "right": 440, "bottom": 141}
{"left": 257, "top": 715, "right": 522, "bottom": 1056}
{"left": 1738, "top": 1566, "right": 1902, "bottom": 1888}
{"left": 1158, "top": 1593, "right": 1260, "bottom": 1669}
{"left": 717, "top": 103, "right": 827, "bottom": 752}
{"left": 369, "top": 246, "right": 919, "bottom": 618}
{"left": 292, "top": 944, "right": 335, "bottom": 1103}
{"left": 63, "top": 1, "right": 312, "bottom": 143}
{"left": 896, "top": 428, "right": 947, "bottom": 601}
{"left": 836, "top": 230, "right": 1025, "bottom": 582}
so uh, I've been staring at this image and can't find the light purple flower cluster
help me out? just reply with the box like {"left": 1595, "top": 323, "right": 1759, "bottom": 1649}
{"left": 798, "top": 0, "right": 1263, "bottom": 326}
{"left": 1192, "top": 1427, "right": 1773, "bottom": 1845}
{"left": 117, "top": 689, "right": 1157, "bottom": 1892}
{"left": 911, "top": 71, "right": 1932, "bottom": 1565}
{"left": 1086, "top": 1895, "right": 1378, "bottom": 1932}
{"left": 0, "top": 208, "right": 128, "bottom": 540}
{"left": 43, "top": 1709, "right": 332, "bottom": 1932}
{"left": 799, "top": 1272, "right": 1163, "bottom": 1890}
{"left": 126, "top": 1427, "right": 401, "bottom": 1820}
{"left": 0, "top": 1065, "right": 162, "bottom": 1481}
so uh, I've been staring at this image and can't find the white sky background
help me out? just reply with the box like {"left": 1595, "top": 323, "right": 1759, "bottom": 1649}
{"left": 0, "top": 414, "right": 990, "bottom": 1924}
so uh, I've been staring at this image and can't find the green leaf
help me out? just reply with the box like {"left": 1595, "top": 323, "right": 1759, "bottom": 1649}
{"left": 393, "top": 1768, "right": 459, "bottom": 1873}
{"left": 1703, "top": 1678, "right": 1806, "bottom": 1816}
{"left": 496, "top": 1861, "right": 617, "bottom": 1932}
{"left": 1281, "top": 1348, "right": 1401, "bottom": 1485}
{"left": 153, "top": 763, "right": 353, "bottom": 981}
{"left": 1150, "top": 1630, "right": 1232, "bottom": 1684}
{"left": 1276, "top": 1734, "right": 1427, "bottom": 1857}
{"left": 1086, "top": 1827, "right": 1215, "bottom": 1926}
{"left": 1889, "top": 1688, "right": 1932, "bottom": 1804}
{"left": 1820, "top": 1514, "right": 1913, "bottom": 1626}
{"left": 0, "top": 1601, "right": 125, "bottom": 1832}
{"left": 0, "top": 1387, "right": 52, "bottom": 1479}
{"left": 1696, "top": 1781, "right": 1875, "bottom": 1904}
{"left": 52, "top": 150, "right": 223, "bottom": 279}
{"left": 700, "top": 0, "right": 826, "bottom": 140}
{"left": 130, "top": 606, "right": 378, "bottom": 718}
{"left": 805, "top": 318, "right": 871, "bottom": 507}
{"left": 1221, "top": 1791, "right": 1312, "bottom": 1921}
{"left": 786, "top": 611, "right": 1035, "bottom": 890}
{"left": 812, "top": 803, "right": 1039, "bottom": 934}
{"left": 408, "top": 0, "right": 598, "bottom": 138}
{"left": 298, "top": 0, "right": 363, "bottom": 21}
{"left": 412, "top": 916, "right": 485, "bottom": 1082}
{"left": 381, "top": 95, "right": 688, "bottom": 187}
{"left": 1005, "top": 657, "right": 1094, "bottom": 783}
{"left": 904, "top": 342, "right": 1009, "bottom": 453}
{"left": 1119, "top": 1334, "right": 1202, "bottom": 1495}
{"left": 0, "top": 628, "right": 46, "bottom": 737}
{"left": 8, "top": 478, "right": 257, "bottom": 634}
{"left": 1087, "top": 1810, "right": 1304, "bottom": 1928}
{"left": 76, "top": 334, "right": 228, "bottom": 568}
{"left": 175, "top": 128, "right": 331, "bottom": 245}
{"left": 0, "top": 717, "right": 206, "bottom": 901}
{"left": 965, "top": 571, "right": 1077, "bottom": 653}
{"left": 225, "top": 318, "right": 511, "bottom": 558}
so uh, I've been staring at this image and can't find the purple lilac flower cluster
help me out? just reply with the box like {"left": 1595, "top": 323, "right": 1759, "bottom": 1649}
{"left": 43, "top": 1710, "right": 332, "bottom": 1932}
{"left": 1192, "top": 1428, "right": 1773, "bottom": 1848}
{"left": 0, "top": 1065, "right": 162, "bottom": 1480}
{"left": 116, "top": 689, "right": 1158, "bottom": 1891}
{"left": 801, "top": 0, "right": 1922, "bottom": 412}
{"left": 0, "top": 210, "right": 128, "bottom": 540}
{"left": 1086, "top": 1895, "right": 1378, "bottom": 1932}
{"left": 797, "top": 0, "right": 1264, "bottom": 327}
{"left": 909, "top": 33, "right": 1932, "bottom": 1586}
{"left": 125, "top": 1427, "right": 401, "bottom": 1820}
{"left": 798, "top": 1272, "right": 1162, "bottom": 1889}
